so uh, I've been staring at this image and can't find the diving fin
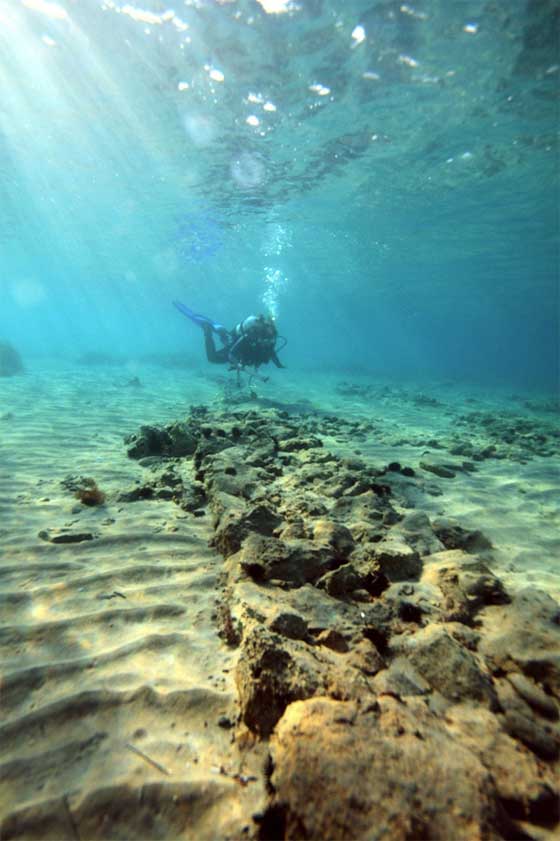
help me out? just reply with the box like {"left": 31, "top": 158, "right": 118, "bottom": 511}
{"left": 173, "top": 300, "right": 227, "bottom": 334}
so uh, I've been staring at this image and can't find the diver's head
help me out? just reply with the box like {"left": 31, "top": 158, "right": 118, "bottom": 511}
{"left": 237, "top": 314, "right": 276, "bottom": 339}
{"left": 239, "top": 315, "right": 259, "bottom": 335}
{"left": 256, "top": 314, "right": 277, "bottom": 341}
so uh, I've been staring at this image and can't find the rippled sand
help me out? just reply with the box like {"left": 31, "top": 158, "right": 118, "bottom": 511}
{"left": 1, "top": 359, "right": 558, "bottom": 837}
{"left": 0, "top": 361, "right": 265, "bottom": 839}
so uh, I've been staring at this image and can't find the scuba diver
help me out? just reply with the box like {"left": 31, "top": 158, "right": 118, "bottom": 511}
{"left": 173, "top": 301, "right": 286, "bottom": 374}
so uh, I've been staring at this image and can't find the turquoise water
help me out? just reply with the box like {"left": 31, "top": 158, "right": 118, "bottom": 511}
{"left": 1, "top": 6, "right": 559, "bottom": 835}
{"left": 0, "top": 0, "right": 558, "bottom": 390}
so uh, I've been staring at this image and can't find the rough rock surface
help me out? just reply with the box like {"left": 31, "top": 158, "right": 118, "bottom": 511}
{"left": 122, "top": 406, "right": 559, "bottom": 841}
{"left": 479, "top": 588, "right": 560, "bottom": 694}
{"left": 268, "top": 696, "right": 499, "bottom": 841}
{"left": 423, "top": 549, "right": 510, "bottom": 624}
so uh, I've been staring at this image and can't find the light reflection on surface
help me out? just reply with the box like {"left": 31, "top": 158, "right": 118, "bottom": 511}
{"left": 22, "top": 0, "right": 68, "bottom": 21}
{"left": 309, "top": 83, "right": 331, "bottom": 96}
{"left": 351, "top": 25, "right": 365, "bottom": 47}
{"left": 119, "top": 4, "right": 161, "bottom": 26}
{"left": 230, "top": 152, "right": 265, "bottom": 189}
{"left": 0, "top": 0, "right": 555, "bottom": 281}
{"left": 256, "top": 0, "right": 296, "bottom": 14}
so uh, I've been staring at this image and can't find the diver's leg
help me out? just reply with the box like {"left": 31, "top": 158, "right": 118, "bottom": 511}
{"left": 203, "top": 324, "right": 228, "bottom": 363}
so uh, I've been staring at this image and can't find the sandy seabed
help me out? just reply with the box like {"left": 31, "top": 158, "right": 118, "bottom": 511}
{"left": 0, "top": 359, "right": 558, "bottom": 840}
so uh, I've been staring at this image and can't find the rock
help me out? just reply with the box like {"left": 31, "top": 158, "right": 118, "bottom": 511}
{"left": 241, "top": 503, "right": 283, "bottom": 538}
{"left": 446, "top": 704, "right": 559, "bottom": 828}
{"left": 316, "top": 564, "right": 362, "bottom": 598}
{"left": 61, "top": 475, "right": 97, "bottom": 493}
{"left": 335, "top": 381, "right": 375, "bottom": 399}
{"left": 446, "top": 622, "right": 481, "bottom": 651}
{"left": 38, "top": 529, "right": 95, "bottom": 544}
{"left": 372, "top": 658, "right": 431, "bottom": 698}
{"left": 238, "top": 534, "right": 334, "bottom": 587}
{"left": 268, "top": 696, "right": 499, "bottom": 841}
{"left": 432, "top": 518, "right": 493, "bottom": 553}
{"left": 212, "top": 499, "right": 281, "bottom": 558}
{"left": 0, "top": 341, "right": 23, "bottom": 376}
{"left": 346, "top": 638, "right": 385, "bottom": 676}
{"left": 388, "top": 597, "right": 428, "bottom": 624}
{"left": 312, "top": 520, "right": 355, "bottom": 557}
{"left": 507, "top": 672, "right": 559, "bottom": 720}
{"left": 413, "top": 393, "right": 441, "bottom": 407}
{"left": 426, "top": 552, "right": 509, "bottom": 624}
{"left": 496, "top": 676, "right": 541, "bottom": 720}
{"left": 419, "top": 460, "right": 456, "bottom": 478}
{"left": 398, "top": 510, "right": 444, "bottom": 555}
{"left": 348, "top": 546, "right": 390, "bottom": 589}
{"left": 137, "top": 456, "right": 162, "bottom": 468}
{"left": 423, "top": 481, "right": 443, "bottom": 497}
{"left": 268, "top": 611, "right": 309, "bottom": 641}
{"left": 372, "top": 536, "right": 422, "bottom": 581}
{"left": 204, "top": 449, "right": 260, "bottom": 499}
{"left": 278, "top": 436, "right": 323, "bottom": 452}
{"left": 235, "top": 626, "right": 324, "bottom": 736}
{"left": 331, "top": 491, "right": 387, "bottom": 524}
{"left": 245, "top": 442, "right": 278, "bottom": 468}
{"left": 178, "top": 483, "right": 206, "bottom": 513}
{"left": 342, "top": 478, "right": 372, "bottom": 497}
{"left": 383, "top": 581, "right": 442, "bottom": 625}
{"left": 125, "top": 421, "right": 198, "bottom": 459}
{"left": 125, "top": 425, "right": 173, "bottom": 459}
{"left": 501, "top": 709, "right": 560, "bottom": 760}
{"left": 382, "top": 509, "right": 401, "bottom": 525}
{"left": 276, "top": 519, "right": 307, "bottom": 540}
{"left": 396, "top": 625, "right": 497, "bottom": 706}
{"left": 291, "top": 497, "right": 329, "bottom": 519}
{"left": 493, "top": 678, "right": 560, "bottom": 761}
{"left": 118, "top": 484, "right": 156, "bottom": 502}
{"left": 351, "top": 588, "right": 372, "bottom": 602}
{"left": 315, "top": 629, "right": 349, "bottom": 653}
{"left": 399, "top": 510, "right": 431, "bottom": 532}
{"left": 157, "top": 468, "right": 182, "bottom": 488}
{"left": 115, "top": 403, "right": 558, "bottom": 839}
{"left": 479, "top": 588, "right": 560, "bottom": 696}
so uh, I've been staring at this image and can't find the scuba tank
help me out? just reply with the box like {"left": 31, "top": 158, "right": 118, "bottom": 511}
{"left": 232, "top": 315, "right": 259, "bottom": 338}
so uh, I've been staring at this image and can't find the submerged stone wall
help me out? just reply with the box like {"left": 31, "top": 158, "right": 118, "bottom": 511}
{"left": 125, "top": 406, "right": 560, "bottom": 840}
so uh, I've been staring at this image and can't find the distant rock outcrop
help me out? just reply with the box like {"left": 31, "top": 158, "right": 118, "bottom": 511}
{"left": 0, "top": 342, "right": 23, "bottom": 376}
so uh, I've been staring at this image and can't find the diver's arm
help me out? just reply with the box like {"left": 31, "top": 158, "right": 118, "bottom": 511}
{"left": 271, "top": 351, "right": 285, "bottom": 368}
{"left": 227, "top": 335, "right": 245, "bottom": 366}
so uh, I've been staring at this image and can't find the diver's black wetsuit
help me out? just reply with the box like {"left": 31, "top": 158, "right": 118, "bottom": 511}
{"left": 203, "top": 323, "right": 284, "bottom": 369}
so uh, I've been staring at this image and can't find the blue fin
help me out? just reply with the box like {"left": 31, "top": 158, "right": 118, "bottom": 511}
{"left": 173, "top": 300, "right": 226, "bottom": 333}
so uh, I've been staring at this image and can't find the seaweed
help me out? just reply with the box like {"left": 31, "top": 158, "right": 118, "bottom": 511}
{"left": 74, "top": 479, "right": 106, "bottom": 506}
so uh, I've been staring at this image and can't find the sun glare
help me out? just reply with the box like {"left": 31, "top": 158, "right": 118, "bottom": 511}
{"left": 256, "top": 0, "right": 297, "bottom": 14}
{"left": 22, "top": 0, "right": 69, "bottom": 21}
